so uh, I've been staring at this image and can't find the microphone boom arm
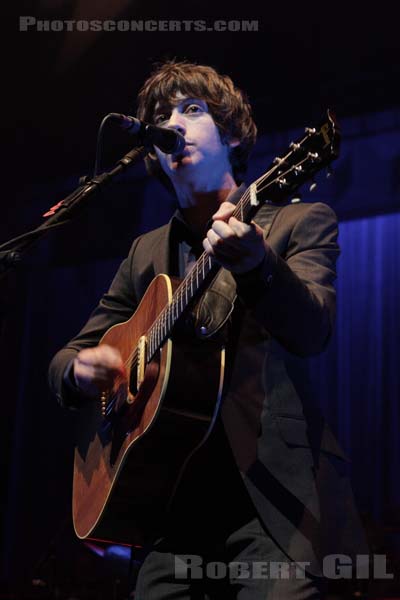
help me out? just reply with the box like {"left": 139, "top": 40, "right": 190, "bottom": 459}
{"left": 0, "top": 145, "right": 147, "bottom": 277}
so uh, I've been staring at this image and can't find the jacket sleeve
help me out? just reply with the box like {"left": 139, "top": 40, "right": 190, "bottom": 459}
{"left": 48, "top": 236, "right": 142, "bottom": 408}
{"left": 234, "top": 202, "right": 340, "bottom": 357}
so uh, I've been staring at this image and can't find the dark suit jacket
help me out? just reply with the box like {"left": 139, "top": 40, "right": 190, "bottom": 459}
{"left": 49, "top": 195, "right": 367, "bottom": 575}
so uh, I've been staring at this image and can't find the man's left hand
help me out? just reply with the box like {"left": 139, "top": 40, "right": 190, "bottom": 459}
{"left": 203, "top": 201, "right": 267, "bottom": 274}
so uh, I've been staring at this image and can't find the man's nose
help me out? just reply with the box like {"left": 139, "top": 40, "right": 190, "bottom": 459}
{"left": 167, "top": 110, "right": 186, "bottom": 136}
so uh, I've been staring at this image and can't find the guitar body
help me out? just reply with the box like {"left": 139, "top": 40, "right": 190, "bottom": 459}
{"left": 72, "top": 274, "right": 225, "bottom": 545}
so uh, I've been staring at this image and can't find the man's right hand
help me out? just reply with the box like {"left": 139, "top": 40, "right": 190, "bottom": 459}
{"left": 73, "top": 344, "right": 126, "bottom": 399}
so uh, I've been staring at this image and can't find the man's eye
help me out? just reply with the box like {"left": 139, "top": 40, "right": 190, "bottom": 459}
{"left": 184, "top": 104, "right": 203, "bottom": 114}
{"left": 154, "top": 113, "right": 168, "bottom": 125}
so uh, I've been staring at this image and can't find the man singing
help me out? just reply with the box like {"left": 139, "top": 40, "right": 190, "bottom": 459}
{"left": 49, "top": 61, "right": 366, "bottom": 598}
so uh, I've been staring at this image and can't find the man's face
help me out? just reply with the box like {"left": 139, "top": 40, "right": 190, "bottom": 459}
{"left": 152, "top": 92, "right": 234, "bottom": 188}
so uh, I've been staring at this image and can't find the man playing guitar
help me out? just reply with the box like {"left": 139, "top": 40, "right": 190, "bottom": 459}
{"left": 49, "top": 61, "right": 366, "bottom": 599}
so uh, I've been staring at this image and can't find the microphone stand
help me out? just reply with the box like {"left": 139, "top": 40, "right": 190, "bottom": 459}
{"left": 0, "top": 145, "right": 147, "bottom": 278}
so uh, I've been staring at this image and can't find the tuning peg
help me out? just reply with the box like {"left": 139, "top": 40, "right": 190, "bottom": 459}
{"left": 326, "top": 166, "right": 334, "bottom": 179}
{"left": 305, "top": 127, "right": 316, "bottom": 135}
{"left": 293, "top": 165, "right": 303, "bottom": 175}
{"left": 309, "top": 179, "right": 317, "bottom": 192}
{"left": 277, "top": 177, "right": 288, "bottom": 189}
{"left": 291, "top": 194, "right": 302, "bottom": 203}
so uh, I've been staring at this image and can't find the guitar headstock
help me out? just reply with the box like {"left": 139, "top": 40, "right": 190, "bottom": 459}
{"left": 255, "top": 109, "right": 340, "bottom": 204}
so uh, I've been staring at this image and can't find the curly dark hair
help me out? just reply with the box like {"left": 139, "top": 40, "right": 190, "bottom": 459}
{"left": 136, "top": 60, "right": 257, "bottom": 189}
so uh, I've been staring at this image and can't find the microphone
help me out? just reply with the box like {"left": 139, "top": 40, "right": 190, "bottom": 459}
{"left": 110, "top": 113, "right": 186, "bottom": 154}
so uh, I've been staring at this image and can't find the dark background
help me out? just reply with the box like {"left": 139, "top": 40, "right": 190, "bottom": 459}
{"left": 2, "top": 1, "right": 400, "bottom": 597}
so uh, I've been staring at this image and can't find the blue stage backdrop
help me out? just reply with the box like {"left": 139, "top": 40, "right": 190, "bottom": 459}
{"left": 1, "top": 108, "right": 399, "bottom": 585}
